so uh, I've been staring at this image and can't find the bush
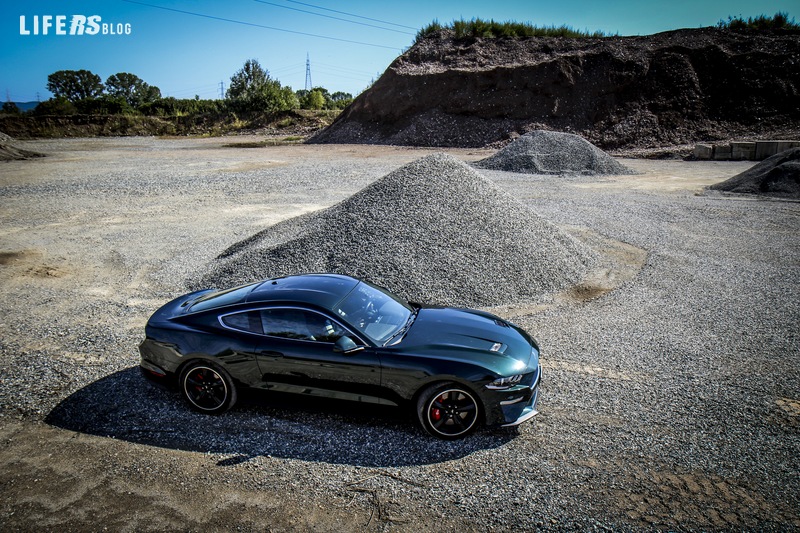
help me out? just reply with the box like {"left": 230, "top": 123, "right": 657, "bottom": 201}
{"left": 139, "top": 97, "right": 225, "bottom": 117}
{"left": 415, "top": 19, "right": 444, "bottom": 41}
{"left": 33, "top": 97, "right": 78, "bottom": 116}
{"left": 75, "top": 96, "right": 136, "bottom": 115}
{"left": 717, "top": 12, "right": 799, "bottom": 31}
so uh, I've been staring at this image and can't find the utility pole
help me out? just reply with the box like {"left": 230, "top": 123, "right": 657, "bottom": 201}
{"left": 305, "top": 53, "right": 312, "bottom": 91}
{"left": 219, "top": 81, "right": 224, "bottom": 99}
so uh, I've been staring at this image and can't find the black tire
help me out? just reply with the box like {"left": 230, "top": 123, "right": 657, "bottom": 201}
{"left": 179, "top": 361, "right": 237, "bottom": 414}
{"left": 417, "top": 383, "right": 480, "bottom": 439}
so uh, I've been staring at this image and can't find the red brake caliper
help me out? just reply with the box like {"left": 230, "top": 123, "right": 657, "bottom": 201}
{"left": 431, "top": 394, "right": 445, "bottom": 421}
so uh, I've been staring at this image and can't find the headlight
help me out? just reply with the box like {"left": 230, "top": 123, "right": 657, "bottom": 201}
{"left": 486, "top": 374, "right": 523, "bottom": 390}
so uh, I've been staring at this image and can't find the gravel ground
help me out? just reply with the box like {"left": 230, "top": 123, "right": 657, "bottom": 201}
{"left": 0, "top": 137, "right": 798, "bottom": 531}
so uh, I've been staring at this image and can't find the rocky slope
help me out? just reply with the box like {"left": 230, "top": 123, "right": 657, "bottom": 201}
{"left": 311, "top": 28, "right": 800, "bottom": 149}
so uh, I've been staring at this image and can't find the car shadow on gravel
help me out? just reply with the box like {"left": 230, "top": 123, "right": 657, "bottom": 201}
{"left": 45, "top": 367, "right": 515, "bottom": 467}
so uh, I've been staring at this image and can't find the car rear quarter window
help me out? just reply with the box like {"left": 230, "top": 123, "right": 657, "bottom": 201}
{"left": 220, "top": 311, "right": 263, "bottom": 335}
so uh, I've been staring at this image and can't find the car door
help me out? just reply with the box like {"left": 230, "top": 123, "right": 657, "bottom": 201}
{"left": 214, "top": 309, "right": 270, "bottom": 387}
{"left": 253, "top": 306, "right": 386, "bottom": 404}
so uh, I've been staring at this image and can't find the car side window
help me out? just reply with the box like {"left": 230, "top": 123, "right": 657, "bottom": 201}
{"left": 304, "top": 311, "right": 348, "bottom": 343}
{"left": 220, "top": 311, "right": 263, "bottom": 334}
{"left": 261, "top": 308, "right": 348, "bottom": 343}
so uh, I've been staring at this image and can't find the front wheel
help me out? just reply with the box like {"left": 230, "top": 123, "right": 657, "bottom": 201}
{"left": 417, "top": 383, "right": 480, "bottom": 439}
{"left": 179, "top": 361, "right": 237, "bottom": 414}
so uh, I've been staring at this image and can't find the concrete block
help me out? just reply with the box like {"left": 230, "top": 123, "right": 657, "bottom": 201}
{"left": 694, "top": 144, "right": 713, "bottom": 160}
{"left": 730, "top": 142, "right": 756, "bottom": 160}
{"left": 756, "top": 141, "right": 781, "bottom": 160}
{"left": 713, "top": 144, "right": 732, "bottom": 160}
{"left": 776, "top": 140, "right": 800, "bottom": 153}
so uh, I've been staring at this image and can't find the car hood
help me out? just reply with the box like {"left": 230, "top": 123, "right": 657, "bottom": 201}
{"left": 396, "top": 307, "right": 537, "bottom": 367}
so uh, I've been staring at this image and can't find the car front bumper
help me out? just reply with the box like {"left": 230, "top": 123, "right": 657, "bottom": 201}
{"left": 485, "top": 363, "right": 541, "bottom": 427}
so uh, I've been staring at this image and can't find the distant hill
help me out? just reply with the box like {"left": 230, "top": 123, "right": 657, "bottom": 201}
{"left": 9, "top": 102, "right": 39, "bottom": 112}
{"left": 310, "top": 27, "right": 800, "bottom": 149}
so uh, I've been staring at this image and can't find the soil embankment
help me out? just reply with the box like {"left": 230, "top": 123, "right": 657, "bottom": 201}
{"left": 311, "top": 28, "right": 800, "bottom": 149}
{"left": 0, "top": 109, "right": 338, "bottom": 139}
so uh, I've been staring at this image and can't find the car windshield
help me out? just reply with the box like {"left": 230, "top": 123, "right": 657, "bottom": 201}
{"left": 333, "top": 281, "right": 413, "bottom": 345}
{"left": 188, "top": 282, "right": 259, "bottom": 313}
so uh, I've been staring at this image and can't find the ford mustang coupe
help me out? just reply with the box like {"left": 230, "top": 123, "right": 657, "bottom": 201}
{"left": 139, "top": 274, "right": 541, "bottom": 439}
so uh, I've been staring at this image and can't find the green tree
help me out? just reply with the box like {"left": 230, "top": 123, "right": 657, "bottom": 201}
{"left": 330, "top": 91, "right": 353, "bottom": 109}
{"left": 105, "top": 72, "right": 162, "bottom": 108}
{"left": 33, "top": 96, "right": 78, "bottom": 116}
{"left": 76, "top": 95, "right": 134, "bottom": 115}
{"left": 302, "top": 89, "right": 326, "bottom": 110}
{"left": 46, "top": 69, "right": 104, "bottom": 102}
{"left": 226, "top": 59, "right": 297, "bottom": 112}
{"left": 2, "top": 101, "right": 21, "bottom": 114}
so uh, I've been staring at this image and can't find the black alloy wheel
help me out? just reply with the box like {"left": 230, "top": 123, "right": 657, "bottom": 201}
{"left": 417, "top": 384, "right": 480, "bottom": 439}
{"left": 180, "top": 362, "right": 237, "bottom": 414}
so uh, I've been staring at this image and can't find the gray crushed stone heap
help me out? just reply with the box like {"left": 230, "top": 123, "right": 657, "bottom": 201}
{"left": 0, "top": 131, "right": 44, "bottom": 161}
{"left": 195, "top": 153, "right": 596, "bottom": 307}
{"left": 709, "top": 147, "right": 800, "bottom": 198}
{"left": 475, "top": 130, "right": 633, "bottom": 175}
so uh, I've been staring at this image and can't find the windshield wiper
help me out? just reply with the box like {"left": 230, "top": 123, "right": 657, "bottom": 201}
{"left": 384, "top": 307, "right": 419, "bottom": 346}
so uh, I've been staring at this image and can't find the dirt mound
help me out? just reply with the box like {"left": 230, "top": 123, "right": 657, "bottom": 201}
{"left": 0, "top": 131, "right": 43, "bottom": 161}
{"left": 310, "top": 28, "right": 800, "bottom": 149}
{"left": 196, "top": 153, "right": 596, "bottom": 307}
{"left": 475, "top": 130, "right": 633, "bottom": 174}
{"left": 709, "top": 148, "right": 800, "bottom": 198}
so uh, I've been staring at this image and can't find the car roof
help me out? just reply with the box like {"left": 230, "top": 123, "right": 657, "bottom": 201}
{"left": 245, "top": 273, "right": 360, "bottom": 310}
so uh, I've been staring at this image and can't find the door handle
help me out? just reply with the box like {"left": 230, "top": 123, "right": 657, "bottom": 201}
{"left": 258, "top": 350, "right": 283, "bottom": 357}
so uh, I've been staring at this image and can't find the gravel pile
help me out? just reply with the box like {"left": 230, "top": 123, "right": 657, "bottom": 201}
{"left": 709, "top": 148, "right": 800, "bottom": 198}
{"left": 0, "top": 131, "right": 43, "bottom": 161}
{"left": 195, "top": 153, "right": 596, "bottom": 306}
{"left": 474, "top": 130, "right": 633, "bottom": 175}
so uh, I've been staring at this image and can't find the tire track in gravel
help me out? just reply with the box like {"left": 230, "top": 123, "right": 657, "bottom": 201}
{"left": 599, "top": 463, "right": 799, "bottom": 529}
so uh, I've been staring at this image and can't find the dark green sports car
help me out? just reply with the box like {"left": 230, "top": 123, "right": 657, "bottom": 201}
{"left": 139, "top": 273, "right": 541, "bottom": 439}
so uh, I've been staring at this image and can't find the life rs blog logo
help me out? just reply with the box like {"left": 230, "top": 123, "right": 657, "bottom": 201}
{"left": 19, "top": 15, "right": 132, "bottom": 36}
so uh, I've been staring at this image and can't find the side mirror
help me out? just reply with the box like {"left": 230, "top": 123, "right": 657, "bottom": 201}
{"left": 333, "top": 336, "right": 364, "bottom": 354}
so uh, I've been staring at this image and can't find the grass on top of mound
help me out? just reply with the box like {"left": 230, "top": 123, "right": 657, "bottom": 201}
{"left": 717, "top": 12, "right": 799, "bottom": 31}
{"left": 414, "top": 18, "right": 611, "bottom": 42}
{"left": 415, "top": 12, "right": 798, "bottom": 43}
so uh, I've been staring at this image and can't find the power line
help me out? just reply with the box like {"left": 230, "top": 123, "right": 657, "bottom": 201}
{"left": 253, "top": 0, "right": 414, "bottom": 35}
{"left": 121, "top": 0, "right": 403, "bottom": 50}
{"left": 284, "top": 0, "right": 419, "bottom": 31}
{"left": 314, "top": 61, "right": 376, "bottom": 77}
{"left": 269, "top": 65, "right": 306, "bottom": 75}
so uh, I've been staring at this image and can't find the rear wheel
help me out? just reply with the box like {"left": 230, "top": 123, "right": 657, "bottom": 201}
{"left": 417, "top": 383, "right": 480, "bottom": 439}
{"left": 179, "top": 361, "right": 237, "bottom": 414}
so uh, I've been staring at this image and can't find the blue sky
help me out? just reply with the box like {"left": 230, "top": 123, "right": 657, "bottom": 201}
{"left": 1, "top": 0, "right": 797, "bottom": 102}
